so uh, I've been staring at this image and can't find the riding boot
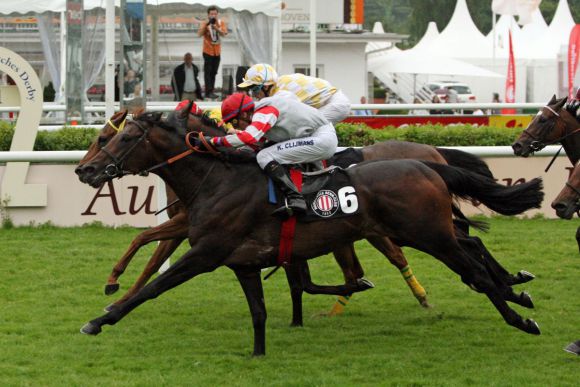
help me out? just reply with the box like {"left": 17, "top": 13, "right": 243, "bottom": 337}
{"left": 264, "top": 161, "right": 307, "bottom": 218}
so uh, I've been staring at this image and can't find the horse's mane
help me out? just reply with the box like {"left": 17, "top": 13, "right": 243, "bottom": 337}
{"left": 135, "top": 112, "right": 178, "bottom": 132}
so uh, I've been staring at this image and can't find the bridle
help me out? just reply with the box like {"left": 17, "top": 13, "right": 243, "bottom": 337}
{"left": 522, "top": 105, "right": 580, "bottom": 152}
{"left": 100, "top": 119, "right": 150, "bottom": 178}
{"left": 99, "top": 119, "right": 219, "bottom": 179}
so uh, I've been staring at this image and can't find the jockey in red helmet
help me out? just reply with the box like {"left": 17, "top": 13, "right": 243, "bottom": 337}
{"left": 206, "top": 92, "right": 338, "bottom": 217}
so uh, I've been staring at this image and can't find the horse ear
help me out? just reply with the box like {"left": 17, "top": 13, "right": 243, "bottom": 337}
{"left": 555, "top": 97, "right": 568, "bottom": 110}
{"left": 548, "top": 95, "right": 557, "bottom": 105}
{"left": 110, "top": 109, "right": 128, "bottom": 124}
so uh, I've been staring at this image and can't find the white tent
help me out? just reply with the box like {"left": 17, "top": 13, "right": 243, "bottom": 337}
{"left": 369, "top": 49, "right": 503, "bottom": 78}
{"left": 486, "top": 14, "right": 522, "bottom": 59}
{"left": 0, "top": 1, "right": 280, "bottom": 17}
{"left": 413, "top": 22, "right": 440, "bottom": 52}
{"left": 366, "top": 21, "right": 397, "bottom": 57}
{"left": 546, "top": 0, "right": 576, "bottom": 49}
{"left": 424, "top": 0, "right": 491, "bottom": 59}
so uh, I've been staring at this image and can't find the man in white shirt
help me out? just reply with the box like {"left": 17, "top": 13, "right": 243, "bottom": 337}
{"left": 171, "top": 52, "right": 203, "bottom": 101}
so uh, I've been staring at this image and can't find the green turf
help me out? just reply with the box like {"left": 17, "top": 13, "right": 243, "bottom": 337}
{"left": 0, "top": 218, "right": 578, "bottom": 386}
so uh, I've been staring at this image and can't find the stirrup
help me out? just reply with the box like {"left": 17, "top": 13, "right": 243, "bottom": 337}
{"left": 271, "top": 197, "right": 306, "bottom": 219}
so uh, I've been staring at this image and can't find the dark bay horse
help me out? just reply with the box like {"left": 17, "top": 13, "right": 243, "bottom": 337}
{"left": 79, "top": 106, "right": 532, "bottom": 316}
{"left": 551, "top": 160, "right": 580, "bottom": 220}
{"left": 76, "top": 114, "right": 543, "bottom": 355}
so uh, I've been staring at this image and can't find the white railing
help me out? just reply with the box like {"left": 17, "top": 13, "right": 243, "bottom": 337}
{"left": 0, "top": 101, "right": 546, "bottom": 114}
{"left": 0, "top": 146, "right": 563, "bottom": 163}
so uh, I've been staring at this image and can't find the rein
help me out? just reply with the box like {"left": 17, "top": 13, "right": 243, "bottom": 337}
{"left": 100, "top": 120, "right": 150, "bottom": 178}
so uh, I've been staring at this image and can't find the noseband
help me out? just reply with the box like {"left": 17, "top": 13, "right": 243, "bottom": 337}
{"left": 100, "top": 120, "right": 150, "bottom": 178}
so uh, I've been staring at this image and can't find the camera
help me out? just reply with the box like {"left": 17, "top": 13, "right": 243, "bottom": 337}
{"left": 209, "top": 17, "right": 216, "bottom": 25}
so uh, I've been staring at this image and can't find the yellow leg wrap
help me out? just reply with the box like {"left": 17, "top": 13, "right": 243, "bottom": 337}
{"left": 328, "top": 295, "right": 350, "bottom": 316}
{"left": 400, "top": 266, "right": 427, "bottom": 300}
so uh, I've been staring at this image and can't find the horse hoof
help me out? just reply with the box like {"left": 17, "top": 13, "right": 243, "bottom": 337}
{"left": 356, "top": 277, "right": 375, "bottom": 291}
{"left": 518, "top": 291, "right": 534, "bottom": 309}
{"left": 104, "top": 304, "right": 115, "bottom": 313}
{"left": 418, "top": 296, "right": 432, "bottom": 309}
{"left": 514, "top": 270, "right": 535, "bottom": 285}
{"left": 80, "top": 322, "right": 102, "bottom": 335}
{"left": 524, "top": 319, "right": 541, "bottom": 335}
{"left": 563, "top": 341, "right": 580, "bottom": 355}
{"left": 289, "top": 321, "right": 303, "bottom": 328}
{"left": 104, "top": 283, "right": 120, "bottom": 295}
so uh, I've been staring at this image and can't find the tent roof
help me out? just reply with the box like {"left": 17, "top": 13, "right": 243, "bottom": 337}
{"left": 546, "top": 0, "right": 575, "bottom": 47}
{"left": 368, "top": 49, "right": 503, "bottom": 78}
{"left": 0, "top": 0, "right": 281, "bottom": 17}
{"left": 422, "top": 0, "right": 490, "bottom": 59}
{"left": 366, "top": 22, "right": 397, "bottom": 56}
{"left": 412, "top": 21, "right": 439, "bottom": 52}
{"left": 485, "top": 15, "right": 522, "bottom": 58}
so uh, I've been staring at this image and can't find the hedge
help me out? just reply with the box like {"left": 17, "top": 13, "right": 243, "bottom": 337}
{"left": 0, "top": 121, "right": 524, "bottom": 151}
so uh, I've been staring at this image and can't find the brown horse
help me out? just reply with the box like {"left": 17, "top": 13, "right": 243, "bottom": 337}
{"left": 512, "top": 95, "right": 580, "bottom": 164}
{"left": 551, "top": 161, "right": 580, "bottom": 220}
{"left": 76, "top": 114, "right": 543, "bottom": 355}
{"left": 79, "top": 107, "right": 532, "bottom": 316}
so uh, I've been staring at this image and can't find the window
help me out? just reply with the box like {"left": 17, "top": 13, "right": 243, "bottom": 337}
{"left": 293, "top": 65, "right": 323, "bottom": 78}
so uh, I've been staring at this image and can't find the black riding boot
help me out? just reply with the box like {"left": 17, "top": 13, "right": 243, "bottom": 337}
{"left": 264, "top": 161, "right": 307, "bottom": 217}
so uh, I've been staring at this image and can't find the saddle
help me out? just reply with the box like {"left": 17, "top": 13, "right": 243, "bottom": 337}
{"left": 269, "top": 149, "right": 362, "bottom": 222}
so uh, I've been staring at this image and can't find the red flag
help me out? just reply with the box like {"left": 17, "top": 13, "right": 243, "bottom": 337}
{"left": 568, "top": 25, "right": 580, "bottom": 99}
{"left": 503, "top": 30, "right": 516, "bottom": 114}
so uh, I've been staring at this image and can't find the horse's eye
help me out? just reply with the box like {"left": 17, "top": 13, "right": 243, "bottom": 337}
{"left": 538, "top": 116, "right": 547, "bottom": 123}
{"left": 121, "top": 134, "right": 133, "bottom": 142}
{"left": 98, "top": 136, "right": 108, "bottom": 146}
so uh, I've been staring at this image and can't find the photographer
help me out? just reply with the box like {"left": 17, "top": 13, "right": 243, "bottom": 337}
{"left": 197, "top": 5, "right": 227, "bottom": 99}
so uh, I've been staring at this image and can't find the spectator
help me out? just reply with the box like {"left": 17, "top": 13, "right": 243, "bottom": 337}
{"left": 198, "top": 5, "right": 227, "bottom": 99}
{"left": 171, "top": 52, "right": 203, "bottom": 101}
{"left": 491, "top": 92, "right": 501, "bottom": 114}
{"left": 429, "top": 95, "right": 444, "bottom": 115}
{"left": 123, "top": 69, "right": 139, "bottom": 98}
{"left": 353, "top": 96, "right": 372, "bottom": 116}
{"left": 409, "top": 97, "right": 429, "bottom": 116}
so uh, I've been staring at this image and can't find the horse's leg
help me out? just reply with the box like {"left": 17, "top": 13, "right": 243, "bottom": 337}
{"left": 81, "top": 246, "right": 222, "bottom": 337}
{"left": 325, "top": 244, "right": 367, "bottom": 316}
{"left": 105, "top": 211, "right": 188, "bottom": 295}
{"left": 421, "top": 236, "right": 539, "bottom": 335}
{"left": 108, "top": 237, "right": 186, "bottom": 310}
{"left": 367, "top": 237, "right": 430, "bottom": 308}
{"left": 456, "top": 236, "right": 534, "bottom": 309}
{"left": 576, "top": 226, "right": 580, "bottom": 254}
{"left": 234, "top": 268, "right": 267, "bottom": 356}
{"left": 298, "top": 257, "right": 373, "bottom": 296}
{"left": 283, "top": 263, "right": 304, "bottom": 327}
{"left": 455, "top": 229, "right": 534, "bottom": 286}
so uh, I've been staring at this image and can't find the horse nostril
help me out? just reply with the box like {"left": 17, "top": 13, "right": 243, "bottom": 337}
{"left": 512, "top": 142, "right": 522, "bottom": 154}
{"left": 551, "top": 202, "right": 567, "bottom": 211}
{"left": 75, "top": 165, "right": 84, "bottom": 176}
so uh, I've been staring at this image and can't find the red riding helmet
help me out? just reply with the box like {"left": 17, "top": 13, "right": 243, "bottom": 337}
{"left": 221, "top": 93, "right": 254, "bottom": 123}
{"left": 175, "top": 99, "right": 203, "bottom": 116}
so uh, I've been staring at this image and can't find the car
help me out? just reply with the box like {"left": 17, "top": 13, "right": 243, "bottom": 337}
{"left": 426, "top": 81, "right": 476, "bottom": 103}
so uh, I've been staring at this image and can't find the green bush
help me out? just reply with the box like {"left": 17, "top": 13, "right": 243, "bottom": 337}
{"left": 0, "top": 123, "right": 524, "bottom": 151}
{"left": 335, "top": 123, "right": 523, "bottom": 147}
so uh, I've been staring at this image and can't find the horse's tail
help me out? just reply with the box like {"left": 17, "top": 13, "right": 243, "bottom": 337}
{"left": 423, "top": 161, "right": 544, "bottom": 216}
{"left": 451, "top": 204, "right": 489, "bottom": 232}
{"left": 435, "top": 148, "right": 494, "bottom": 179}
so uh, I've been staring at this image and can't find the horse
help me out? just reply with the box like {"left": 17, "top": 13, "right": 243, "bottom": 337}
{"left": 76, "top": 113, "right": 543, "bottom": 356}
{"left": 79, "top": 105, "right": 533, "bottom": 317}
{"left": 513, "top": 95, "right": 580, "bottom": 357}
{"left": 551, "top": 160, "right": 580, "bottom": 220}
{"left": 512, "top": 94, "right": 580, "bottom": 249}
{"left": 512, "top": 95, "right": 580, "bottom": 164}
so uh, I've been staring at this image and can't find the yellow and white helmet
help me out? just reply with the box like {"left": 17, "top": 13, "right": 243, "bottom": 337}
{"left": 238, "top": 63, "right": 278, "bottom": 88}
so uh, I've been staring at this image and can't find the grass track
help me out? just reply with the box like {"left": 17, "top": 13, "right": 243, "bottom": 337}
{"left": 0, "top": 217, "right": 578, "bottom": 386}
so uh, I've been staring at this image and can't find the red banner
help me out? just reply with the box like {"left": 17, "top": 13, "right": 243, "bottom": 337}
{"left": 503, "top": 30, "right": 516, "bottom": 114}
{"left": 568, "top": 25, "right": 580, "bottom": 99}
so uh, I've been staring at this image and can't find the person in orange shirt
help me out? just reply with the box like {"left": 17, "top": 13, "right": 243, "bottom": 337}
{"left": 197, "top": 5, "right": 227, "bottom": 99}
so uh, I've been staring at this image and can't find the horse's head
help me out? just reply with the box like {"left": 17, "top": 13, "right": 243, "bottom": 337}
{"left": 512, "top": 95, "right": 567, "bottom": 157}
{"left": 75, "top": 112, "right": 177, "bottom": 188}
{"left": 552, "top": 164, "right": 580, "bottom": 219}
{"left": 75, "top": 110, "right": 129, "bottom": 183}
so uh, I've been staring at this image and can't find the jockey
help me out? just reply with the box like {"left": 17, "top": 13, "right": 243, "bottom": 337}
{"left": 205, "top": 92, "right": 338, "bottom": 217}
{"left": 238, "top": 63, "right": 351, "bottom": 124}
